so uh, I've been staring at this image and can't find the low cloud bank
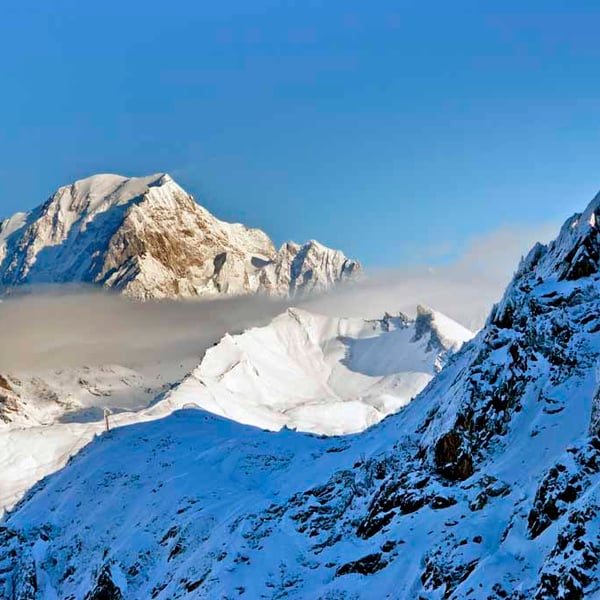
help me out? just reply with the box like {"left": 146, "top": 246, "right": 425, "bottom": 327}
{"left": 0, "top": 221, "right": 559, "bottom": 372}
{"left": 0, "top": 288, "right": 288, "bottom": 372}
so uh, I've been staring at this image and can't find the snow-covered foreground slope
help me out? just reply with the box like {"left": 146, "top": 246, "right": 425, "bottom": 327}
{"left": 0, "top": 358, "right": 200, "bottom": 512}
{"left": 162, "top": 305, "right": 472, "bottom": 435}
{"left": 0, "top": 305, "right": 469, "bottom": 514}
{"left": 7, "top": 192, "right": 600, "bottom": 598}
{"left": 0, "top": 173, "right": 360, "bottom": 300}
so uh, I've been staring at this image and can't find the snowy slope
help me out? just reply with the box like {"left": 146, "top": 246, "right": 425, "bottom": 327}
{"left": 0, "top": 173, "right": 360, "bottom": 300}
{"left": 162, "top": 306, "right": 472, "bottom": 435}
{"left": 6, "top": 194, "right": 600, "bottom": 598}
{"left": 0, "top": 356, "right": 201, "bottom": 513}
{"left": 0, "top": 305, "right": 469, "bottom": 514}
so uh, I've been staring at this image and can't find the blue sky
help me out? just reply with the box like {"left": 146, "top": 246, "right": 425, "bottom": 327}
{"left": 2, "top": 0, "right": 600, "bottom": 267}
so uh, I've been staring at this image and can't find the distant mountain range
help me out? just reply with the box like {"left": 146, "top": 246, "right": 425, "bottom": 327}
{"left": 0, "top": 173, "right": 360, "bottom": 300}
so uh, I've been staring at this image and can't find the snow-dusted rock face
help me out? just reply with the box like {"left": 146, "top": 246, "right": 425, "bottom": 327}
{"left": 0, "top": 174, "right": 360, "bottom": 300}
{"left": 7, "top": 194, "right": 600, "bottom": 598}
{"left": 272, "top": 240, "right": 360, "bottom": 297}
{"left": 161, "top": 306, "right": 472, "bottom": 435}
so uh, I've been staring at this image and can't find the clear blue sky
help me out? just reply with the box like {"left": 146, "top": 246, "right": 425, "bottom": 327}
{"left": 2, "top": 0, "right": 600, "bottom": 267}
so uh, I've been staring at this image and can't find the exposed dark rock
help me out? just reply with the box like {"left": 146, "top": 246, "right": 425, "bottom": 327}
{"left": 84, "top": 566, "right": 123, "bottom": 600}
{"left": 562, "top": 232, "right": 600, "bottom": 281}
{"left": 0, "top": 375, "right": 13, "bottom": 392}
{"left": 381, "top": 540, "right": 398, "bottom": 553}
{"left": 430, "top": 495, "right": 457, "bottom": 510}
{"left": 357, "top": 477, "right": 429, "bottom": 540}
{"left": 529, "top": 441, "right": 600, "bottom": 539}
{"left": 184, "top": 570, "right": 210, "bottom": 593}
{"left": 469, "top": 476, "right": 511, "bottom": 511}
{"left": 535, "top": 506, "right": 600, "bottom": 599}
{"left": 356, "top": 510, "right": 396, "bottom": 540}
{"left": 434, "top": 431, "right": 474, "bottom": 481}
{"left": 336, "top": 553, "right": 388, "bottom": 577}
{"left": 421, "top": 552, "right": 478, "bottom": 598}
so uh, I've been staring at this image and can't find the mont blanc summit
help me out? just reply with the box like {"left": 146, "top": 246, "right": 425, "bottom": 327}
{"left": 0, "top": 173, "right": 360, "bottom": 300}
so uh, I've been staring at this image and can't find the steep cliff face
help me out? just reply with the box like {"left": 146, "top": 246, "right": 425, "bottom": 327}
{"left": 5, "top": 193, "right": 600, "bottom": 598}
{"left": 0, "top": 174, "right": 360, "bottom": 300}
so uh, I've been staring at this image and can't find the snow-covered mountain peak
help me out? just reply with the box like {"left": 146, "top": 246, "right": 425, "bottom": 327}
{"left": 43, "top": 172, "right": 170, "bottom": 219}
{"left": 508, "top": 192, "right": 600, "bottom": 287}
{"left": 158, "top": 306, "right": 472, "bottom": 435}
{"left": 571, "top": 188, "right": 600, "bottom": 230}
{"left": 0, "top": 173, "right": 360, "bottom": 299}
{"left": 276, "top": 239, "right": 360, "bottom": 297}
{"left": 414, "top": 304, "right": 473, "bottom": 354}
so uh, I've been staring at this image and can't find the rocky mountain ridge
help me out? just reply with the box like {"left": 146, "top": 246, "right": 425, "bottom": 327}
{"left": 0, "top": 173, "right": 360, "bottom": 300}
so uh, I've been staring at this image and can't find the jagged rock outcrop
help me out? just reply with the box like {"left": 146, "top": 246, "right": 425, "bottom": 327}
{"left": 0, "top": 375, "right": 20, "bottom": 424}
{"left": 412, "top": 304, "right": 469, "bottom": 371}
{"left": 0, "top": 173, "right": 360, "bottom": 300}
